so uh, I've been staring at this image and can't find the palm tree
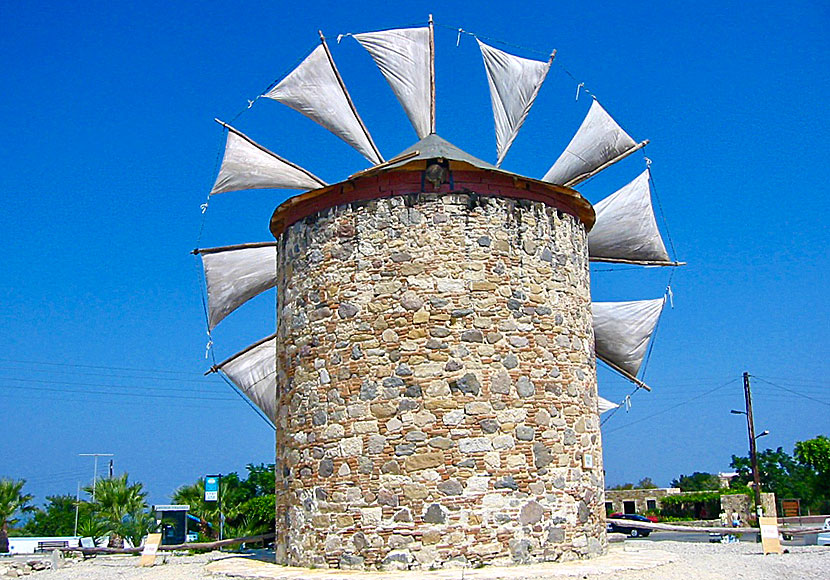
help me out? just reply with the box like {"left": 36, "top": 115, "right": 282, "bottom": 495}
{"left": 76, "top": 513, "right": 108, "bottom": 547}
{"left": 172, "top": 479, "right": 217, "bottom": 538}
{"left": 84, "top": 473, "right": 148, "bottom": 548}
{"left": 0, "top": 478, "right": 34, "bottom": 554}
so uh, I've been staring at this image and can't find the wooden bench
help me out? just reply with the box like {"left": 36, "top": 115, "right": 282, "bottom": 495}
{"left": 36, "top": 540, "right": 69, "bottom": 552}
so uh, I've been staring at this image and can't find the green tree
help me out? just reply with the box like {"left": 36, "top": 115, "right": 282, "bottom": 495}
{"left": 171, "top": 465, "right": 276, "bottom": 541}
{"left": 0, "top": 479, "right": 34, "bottom": 554}
{"left": 241, "top": 464, "right": 275, "bottom": 497}
{"left": 171, "top": 479, "right": 217, "bottom": 538}
{"left": 636, "top": 477, "right": 658, "bottom": 489}
{"left": 76, "top": 513, "right": 108, "bottom": 546}
{"left": 794, "top": 435, "right": 830, "bottom": 512}
{"left": 84, "top": 474, "right": 150, "bottom": 548}
{"left": 670, "top": 472, "right": 721, "bottom": 491}
{"left": 607, "top": 477, "right": 658, "bottom": 490}
{"left": 23, "top": 495, "right": 79, "bottom": 537}
{"left": 794, "top": 435, "right": 830, "bottom": 479}
{"left": 730, "top": 447, "right": 816, "bottom": 508}
{"left": 239, "top": 494, "right": 275, "bottom": 533}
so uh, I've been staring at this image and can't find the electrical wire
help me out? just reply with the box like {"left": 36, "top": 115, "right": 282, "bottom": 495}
{"left": 0, "top": 383, "right": 236, "bottom": 402}
{"left": 602, "top": 378, "right": 740, "bottom": 434}
{"left": 0, "top": 376, "right": 235, "bottom": 397}
{"left": 0, "top": 358, "right": 201, "bottom": 376}
{"left": 753, "top": 376, "right": 830, "bottom": 408}
{"left": 0, "top": 366, "right": 214, "bottom": 384}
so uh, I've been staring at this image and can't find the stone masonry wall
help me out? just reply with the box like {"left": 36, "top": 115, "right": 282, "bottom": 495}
{"left": 273, "top": 186, "right": 605, "bottom": 569}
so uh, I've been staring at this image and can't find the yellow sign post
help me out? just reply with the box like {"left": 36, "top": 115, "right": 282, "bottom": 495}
{"left": 139, "top": 533, "right": 163, "bottom": 567}
{"left": 759, "top": 516, "right": 782, "bottom": 555}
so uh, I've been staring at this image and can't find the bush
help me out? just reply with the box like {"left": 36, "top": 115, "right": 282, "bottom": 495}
{"left": 660, "top": 491, "right": 723, "bottom": 520}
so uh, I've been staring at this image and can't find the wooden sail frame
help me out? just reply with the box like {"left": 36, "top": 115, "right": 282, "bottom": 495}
{"left": 213, "top": 119, "right": 328, "bottom": 188}
{"left": 563, "top": 139, "right": 649, "bottom": 188}
{"left": 318, "top": 30, "right": 384, "bottom": 164}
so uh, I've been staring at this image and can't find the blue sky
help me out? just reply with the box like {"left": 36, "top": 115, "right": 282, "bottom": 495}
{"left": 1, "top": 0, "right": 828, "bottom": 506}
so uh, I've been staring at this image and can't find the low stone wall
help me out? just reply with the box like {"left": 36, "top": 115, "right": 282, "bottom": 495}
{"left": 273, "top": 186, "right": 604, "bottom": 569}
{"left": 721, "top": 492, "right": 777, "bottom": 525}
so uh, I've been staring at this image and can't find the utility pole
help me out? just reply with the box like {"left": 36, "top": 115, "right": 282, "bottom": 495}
{"left": 738, "top": 372, "right": 763, "bottom": 519}
{"left": 731, "top": 372, "right": 769, "bottom": 523}
{"left": 743, "top": 372, "right": 763, "bottom": 518}
{"left": 79, "top": 453, "right": 114, "bottom": 502}
{"left": 73, "top": 482, "right": 80, "bottom": 537}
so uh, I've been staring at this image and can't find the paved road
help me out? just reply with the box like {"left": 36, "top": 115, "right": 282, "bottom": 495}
{"left": 631, "top": 531, "right": 717, "bottom": 543}
{"left": 630, "top": 531, "right": 758, "bottom": 543}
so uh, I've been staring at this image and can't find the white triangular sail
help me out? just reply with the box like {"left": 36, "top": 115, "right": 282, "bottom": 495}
{"left": 589, "top": 171, "right": 670, "bottom": 264}
{"left": 543, "top": 99, "right": 644, "bottom": 187}
{"left": 198, "top": 243, "right": 278, "bottom": 330}
{"left": 597, "top": 396, "right": 619, "bottom": 414}
{"left": 264, "top": 44, "right": 383, "bottom": 165}
{"left": 477, "top": 39, "right": 552, "bottom": 167}
{"left": 592, "top": 298, "right": 664, "bottom": 379}
{"left": 217, "top": 335, "right": 277, "bottom": 423}
{"left": 210, "top": 123, "right": 326, "bottom": 194}
{"left": 354, "top": 27, "right": 432, "bottom": 138}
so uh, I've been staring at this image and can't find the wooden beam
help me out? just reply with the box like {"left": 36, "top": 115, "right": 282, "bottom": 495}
{"left": 60, "top": 532, "right": 276, "bottom": 555}
{"left": 318, "top": 31, "right": 384, "bottom": 164}
{"left": 428, "top": 14, "right": 436, "bottom": 134}
{"left": 590, "top": 257, "right": 686, "bottom": 267}
{"left": 207, "top": 333, "right": 278, "bottom": 375}
{"left": 598, "top": 356, "right": 652, "bottom": 391}
{"left": 564, "top": 139, "right": 649, "bottom": 188}
{"left": 213, "top": 119, "right": 327, "bottom": 188}
{"left": 193, "top": 242, "right": 278, "bottom": 255}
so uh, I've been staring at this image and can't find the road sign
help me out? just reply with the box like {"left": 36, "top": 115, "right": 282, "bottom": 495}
{"left": 139, "top": 533, "right": 162, "bottom": 567}
{"left": 781, "top": 499, "right": 800, "bottom": 517}
{"left": 205, "top": 475, "right": 220, "bottom": 502}
{"left": 759, "top": 516, "right": 783, "bottom": 555}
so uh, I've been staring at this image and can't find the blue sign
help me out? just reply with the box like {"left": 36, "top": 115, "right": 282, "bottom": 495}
{"left": 205, "top": 475, "right": 219, "bottom": 502}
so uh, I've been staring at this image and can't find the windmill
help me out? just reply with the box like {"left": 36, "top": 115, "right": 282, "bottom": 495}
{"left": 193, "top": 17, "right": 681, "bottom": 568}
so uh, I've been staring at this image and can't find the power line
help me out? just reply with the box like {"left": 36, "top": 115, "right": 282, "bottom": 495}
{"left": 0, "top": 367, "right": 214, "bottom": 384}
{"left": 0, "top": 376, "right": 234, "bottom": 396}
{"left": 753, "top": 376, "right": 826, "bottom": 386}
{"left": 0, "top": 383, "right": 236, "bottom": 402}
{"left": 0, "top": 358, "right": 201, "bottom": 376}
{"left": 1, "top": 392, "right": 240, "bottom": 411}
{"left": 752, "top": 376, "right": 830, "bottom": 408}
{"left": 603, "top": 378, "right": 740, "bottom": 434}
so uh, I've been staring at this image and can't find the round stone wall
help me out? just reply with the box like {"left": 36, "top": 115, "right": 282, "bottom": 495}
{"left": 273, "top": 185, "right": 605, "bottom": 569}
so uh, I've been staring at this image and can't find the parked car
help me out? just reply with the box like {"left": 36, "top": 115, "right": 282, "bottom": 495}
{"left": 817, "top": 518, "right": 830, "bottom": 546}
{"left": 607, "top": 513, "right": 653, "bottom": 537}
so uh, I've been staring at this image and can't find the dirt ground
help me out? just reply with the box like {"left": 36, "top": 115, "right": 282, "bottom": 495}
{"left": 10, "top": 540, "right": 829, "bottom": 580}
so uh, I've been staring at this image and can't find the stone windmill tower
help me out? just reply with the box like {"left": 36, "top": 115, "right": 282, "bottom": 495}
{"left": 196, "top": 18, "right": 679, "bottom": 570}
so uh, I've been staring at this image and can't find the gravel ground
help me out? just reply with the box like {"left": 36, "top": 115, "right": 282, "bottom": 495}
{"left": 585, "top": 540, "right": 829, "bottom": 580}
{"left": 15, "top": 541, "right": 829, "bottom": 580}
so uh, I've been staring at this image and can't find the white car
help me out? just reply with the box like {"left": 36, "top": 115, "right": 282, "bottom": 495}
{"left": 817, "top": 518, "right": 830, "bottom": 546}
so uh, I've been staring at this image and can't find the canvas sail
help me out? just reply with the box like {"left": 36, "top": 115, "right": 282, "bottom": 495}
{"left": 198, "top": 243, "right": 277, "bottom": 330}
{"left": 589, "top": 171, "right": 670, "bottom": 264}
{"left": 210, "top": 123, "right": 326, "bottom": 194}
{"left": 216, "top": 334, "right": 277, "bottom": 423}
{"left": 354, "top": 27, "right": 432, "bottom": 139}
{"left": 543, "top": 99, "right": 643, "bottom": 187}
{"left": 597, "top": 396, "right": 619, "bottom": 414}
{"left": 264, "top": 45, "right": 383, "bottom": 165}
{"left": 477, "top": 39, "right": 551, "bottom": 166}
{"left": 592, "top": 298, "right": 664, "bottom": 380}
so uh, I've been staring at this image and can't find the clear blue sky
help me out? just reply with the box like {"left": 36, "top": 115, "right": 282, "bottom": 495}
{"left": 2, "top": 0, "right": 828, "bottom": 506}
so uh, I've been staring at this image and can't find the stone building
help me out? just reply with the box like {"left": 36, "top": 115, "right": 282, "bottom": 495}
{"left": 604, "top": 487, "right": 681, "bottom": 515}
{"left": 268, "top": 135, "right": 606, "bottom": 568}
